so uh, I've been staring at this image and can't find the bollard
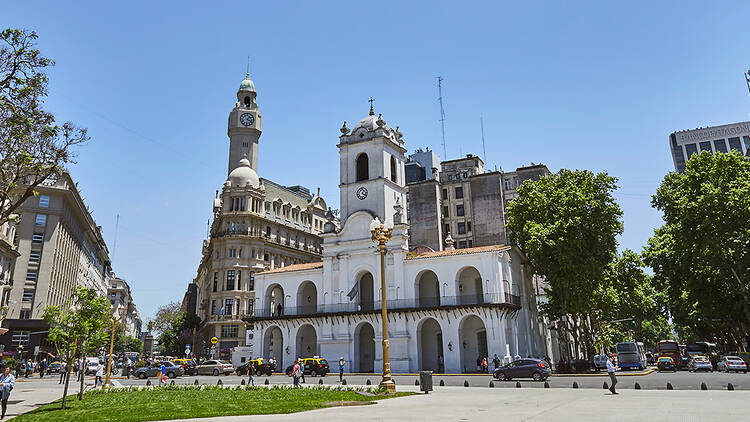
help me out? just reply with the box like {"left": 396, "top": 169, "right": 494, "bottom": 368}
{"left": 728, "top": 383, "right": 734, "bottom": 391}
{"left": 572, "top": 381, "right": 579, "bottom": 389}
{"left": 515, "top": 381, "right": 521, "bottom": 388}
{"left": 194, "top": 379, "right": 199, "bottom": 386}
{"left": 415, "top": 379, "right": 420, "bottom": 386}
{"left": 701, "top": 382, "right": 707, "bottom": 390}
{"left": 342, "top": 379, "right": 347, "bottom": 385}
{"left": 489, "top": 381, "right": 494, "bottom": 388}
{"left": 544, "top": 381, "right": 550, "bottom": 388}
{"left": 464, "top": 380, "right": 469, "bottom": 387}
{"left": 634, "top": 382, "right": 641, "bottom": 390}
{"left": 603, "top": 382, "right": 608, "bottom": 390}
{"left": 241, "top": 379, "right": 246, "bottom": 385}
{"left": 318, "top": 379, "right": 323, "bottom": 385}
{"left": 146, "top": 380, "right": 151, "bottom": 386}
{"left": 439, "top": 379, "right": 445, "bottom": 386}
{"left": 666, "top": 382, "right": 673, "bottom": 390}
{"left": 217, "top": 379, "right": 223, "bottom": 386}
{"left": 264, "top": 379, "right": 269, "bottom": 385}
{"left": 419, "top": 371, "right": 433, "bottom": 393}
{"left": 366, "top": 379, "right": 371, "bottom": 385}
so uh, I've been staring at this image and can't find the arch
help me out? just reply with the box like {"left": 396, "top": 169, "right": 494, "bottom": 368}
{"left": 265, "top": 283, "right": 285, "bottom": 316}
{"left": 458, "top": 314, "right": 488, "bottom": 373}
{"left": 354, "top": 322, "right": 375, "bottom": 372}
{"left": 356, "top": 153, "right": 369, "bottom": 181}
{"left": 390, "top": 155, "right": 398, "bottom": 183}
{"left": 417, "top": 317, "right": 444, "bottom": 372}
{"left": 415, "top": 270, "right": 440, "bottom": 307}
{"left": 297, "top": 281, "right": 317, "bottom": 315}
{"left": 296, "top": 324, "right": 317, "bottom": 358}
{"left": 262, "top": 325, "right": 283, "bottom": 370}
{"left": 456, "top": 266, "right": 483, "bottom": 305}
{"left": 243, "top": 96, "right": 252, "bottom": 107}
{"left": 358, "top": 272, "right": 374, "bottom": 311}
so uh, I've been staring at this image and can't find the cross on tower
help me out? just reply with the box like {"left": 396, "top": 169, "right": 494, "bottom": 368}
{"left": 368, "top": 97, "right": 375, "bottom": 115}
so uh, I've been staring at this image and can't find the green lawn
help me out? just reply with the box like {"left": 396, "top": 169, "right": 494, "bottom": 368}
{"left": 15, "top": 385, "right": 413, "bottom": 422}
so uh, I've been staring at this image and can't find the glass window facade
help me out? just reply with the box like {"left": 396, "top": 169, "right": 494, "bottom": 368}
{"left": 224, "top": 299, "right": 233, "bottom": 315}
{"left": 728, "top": 137, "right": 742, "bottom": 152}
{"left": 226, "top": 270, "right": 235, "bottom": 290}
{"left": 35, "top": 214, "right": 46, "bottom": 226}
{"left": 221, "top": 325, "right": 239, "bottom": 338}
{"left": 685, "top": 143, "right": 698, "bottom": 158}
{"left": 38, "top": 195, "right": 50, "bottom": 208}
{"left": 699, "top": 141, "right": 712, "bottom": 152}
{"left": 713, "top": 139, "right": 727, "bottom": 153}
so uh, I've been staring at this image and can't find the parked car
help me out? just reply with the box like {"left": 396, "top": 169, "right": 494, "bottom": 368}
{"left": 236, "top": 358, "right": 273, "bottom": 376}
{"left": 173, "top": 359, "right": 197, "bottom": 376}
{"left": 134, "top": 361, "right": 185, "bottom": 379}
{"left": 716, "top": 356, "right": 748, "bottom": 373}
{"left": 285, "top": 357, "right": 330, "bottom": 377}
{"left": 688, "top": 356, "right": 713, "bottom": 372}
{"left": 493, "top": 358, "right": 551, "bottom": 381}
{"left": 46, "top": 361, "right": 62, "bottom": 374}
{"left": 657, "top": 356, "right": 677, "bottom": 372}
{"left": 196, "top": 360, "right": 234, "bottom": 376}
{"left": 679, "top": 356, "right": 691, "bottom": 369}
{"left": 592, "top": 354, "right": 609, "bottom": 372}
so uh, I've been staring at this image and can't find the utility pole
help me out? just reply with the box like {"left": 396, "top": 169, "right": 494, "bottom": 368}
{"left": 480, "top": 117, "right": 487, "bottom": 166}
{"left": 112, "top": 214, "right": 120, "bottom": 263}
{"left": 745, "top": 69, "right": 750, "bottom": 97}
{"left": 437, "top": 76, "right": 447, "bottom": 159}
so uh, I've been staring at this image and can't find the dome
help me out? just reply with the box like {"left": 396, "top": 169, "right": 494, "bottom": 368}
{"left": 227, "top": 156, "right": 260, "bottom": 188}
{"left": 239, "top": 74, "right": 255, "bottom": 91}
{"left": 353, "top": 114, "right": 378, "bottom": 132}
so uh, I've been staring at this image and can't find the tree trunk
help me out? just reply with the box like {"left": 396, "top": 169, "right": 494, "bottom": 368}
{"left": 78, "top": 355, "right": 85, "bottom": 401}
{"left": 61, "top": 352, "right": 73, "bottom": 409}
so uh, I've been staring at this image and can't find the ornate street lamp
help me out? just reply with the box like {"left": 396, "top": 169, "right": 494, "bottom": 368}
{"left": 104, "top": 307, "right": 125, "bottom": 390}
{"left": 369, "top": 217, "right": 396, "bottom": 393}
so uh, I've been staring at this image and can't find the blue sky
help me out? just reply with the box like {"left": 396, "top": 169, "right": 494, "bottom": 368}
{"left": 5, "top": 1, "right": 750, "bottom": 324}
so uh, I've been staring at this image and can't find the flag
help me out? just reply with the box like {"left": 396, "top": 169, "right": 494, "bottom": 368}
{"left": 346, "top": 281, "right": 359, "bottom": 301}
{"left": 219, "top": 306, "right": 225, "bottom": 316}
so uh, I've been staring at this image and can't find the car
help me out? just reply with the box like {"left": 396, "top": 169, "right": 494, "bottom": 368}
{"left": 679, "top": 356, "right": 691, "bottom": 369}
{"left": 85, "top": 358, "right": 101, "bottom": 375}
{"left": 285, "top": 357, "right": 330, "bottom": 377}
{"left": 717, "top": 356, "right": 748, "bottom": 373}
{"left": 688, "top": 356, "right": 713, "bottom": 372}
{"left": 657, "top": 356, "right": 677, "bottom": 372}
{"left": 172, "top": 359, "right": 197, "bottom": 375}
{"left": 493, "top": 358, "right": 551, "bottom": 381}
{"left": 196, "top": 360, "right": 234, "bottom": 376}
{"left": 134, "top": 361, "right": 185, "bottom": 379}
{"left": 592, "top": 354, "right": 609, "bottom": 372}
{"left": 46, "top": 361, "right": 62, "bottom": 374}
{"left": 236, "top": 358, "right": 273, "bottom": 376}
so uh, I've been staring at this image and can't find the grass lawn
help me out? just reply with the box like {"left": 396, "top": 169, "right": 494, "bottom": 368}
{"left": 14, "top": 385, "right": 414, "bottom": 422}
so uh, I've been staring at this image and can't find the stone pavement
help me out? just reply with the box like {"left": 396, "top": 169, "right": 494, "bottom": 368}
{"left": 168, "top": 385, "right": 750, "bottom": 422}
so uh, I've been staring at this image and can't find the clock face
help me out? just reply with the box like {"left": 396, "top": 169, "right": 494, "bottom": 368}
{"left": 240, "top": 113, "right": 255, "bottom": 126}
{"left": 356, "top": 187, "right": 368, "bottom": 200}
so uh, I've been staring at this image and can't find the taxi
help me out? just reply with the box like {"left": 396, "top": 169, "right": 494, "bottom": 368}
{"left": 285, "top": 356, "right": 330, "bottom": 377}
{"left": 172, "top": 358, "right": 197, "bottom": 375}
{"left": 236, "top": 358, "right": 273, "bottom": 376}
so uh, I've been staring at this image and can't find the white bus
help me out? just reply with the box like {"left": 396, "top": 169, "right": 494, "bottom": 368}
{"left": 616, "top": 341, "right": 647, "bottom": 370}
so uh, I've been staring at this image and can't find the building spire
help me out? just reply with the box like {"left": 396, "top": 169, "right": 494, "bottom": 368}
{"left": 246, "top": 56, "right": 251, "bottom": 78}
{"left": 368, "top": 97, "right": 375, "bottom": 116}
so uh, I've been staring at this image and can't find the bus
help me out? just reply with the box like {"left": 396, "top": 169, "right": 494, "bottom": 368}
{"left": 686, "top": 342, "right": 716, "bottom": 357}
{"left": 616, "top": 341, "right": 647, "bottom": 370}
{"left": 657, "top": 340, "right": 681, "bottom": 368}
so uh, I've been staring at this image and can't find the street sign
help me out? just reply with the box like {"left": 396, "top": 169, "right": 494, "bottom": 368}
{"left": 186, "top": 344, "right": 191, "bottom": 349}
{"left": 184, "top": 349, "right": 190, "bottom": 356}
{"left": 211, "top": 336, "right": 218, "bottom": 345}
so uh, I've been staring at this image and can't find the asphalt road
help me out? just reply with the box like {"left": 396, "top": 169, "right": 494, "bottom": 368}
{"left": 114, "top": 368, "right": 750, "bottom": 391}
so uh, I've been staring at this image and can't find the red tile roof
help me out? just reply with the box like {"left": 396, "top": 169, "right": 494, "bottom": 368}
{"left": 406, "top": 244, "right": 509, "bottom": 260}
{"left": 258, "top": 261, "right": 323, "bottom": 275}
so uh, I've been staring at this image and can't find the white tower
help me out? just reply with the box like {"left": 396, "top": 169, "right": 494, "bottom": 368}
{"left": 337, "top": 103, "right": 407, "bottom": 226}
{"left": 227, "top": 70, "right": 263, "bottom": 176}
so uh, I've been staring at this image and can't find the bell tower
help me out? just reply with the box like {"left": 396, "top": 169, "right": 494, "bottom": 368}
{"left": 227, "top": 65, "right": 263, "bottom": 176}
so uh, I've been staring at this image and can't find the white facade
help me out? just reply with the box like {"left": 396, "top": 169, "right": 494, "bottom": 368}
{"left": 248, "top": 108, "right": 547, "bottom": 374}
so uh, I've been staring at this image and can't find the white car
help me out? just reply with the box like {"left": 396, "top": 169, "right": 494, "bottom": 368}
{"left": 716, "top": 356, "right": 747, "bottom": 373}
{"left": 85, "top": 358, "right": 101, "bottom": 375}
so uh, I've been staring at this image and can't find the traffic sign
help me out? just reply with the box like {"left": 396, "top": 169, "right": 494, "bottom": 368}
{"left": 211, "top": 336, "right": 218, "bottom": 345}
{"left": 184, "top": 349, "right": 190, "bottom": 356}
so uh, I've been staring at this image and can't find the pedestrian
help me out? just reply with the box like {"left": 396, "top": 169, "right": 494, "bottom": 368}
{"left": 606, "top": 353, "right": 618, "bottom": 395}
{"left": 292, "top": 360, "right": 302, "bottom": 387}
{"left": 248, "top": 361, "right": 255, "bottom": 386}
{"left": 438, "top": 355, "right": 444, "bottom": 373}
{"left": 476, "top": 356, "right": 482, "bottom": 372}
{"left": 39, "top": 359, "right": 46, "bottom": 379}
{"left": 482, "top": 357, "right": 488, "bottom": 373}
{"left": 0, "top": 365, "right": 16, "bottom": 419}
{"left": 95, "top": 364, "right": 104, "bottom": 387}
{"left": 24, "top": 361, "right": 30, "bottom": 379}
{"left": 493, "top": 354, "right": 501, "bottom": 369}
{"left": 338, "top": 357, "right": 345, "bottom": 382}
{"left": 159, "top": 362, "right": 167, "bottom": 386}
{"left": 59, "top": 362, "right": 68, "bottom": 384}
{"left": 298, "top": 357, "right": 305, "bottom": 383}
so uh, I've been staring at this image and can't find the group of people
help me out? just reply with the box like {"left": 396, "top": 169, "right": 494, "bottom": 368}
{"left": 14, "top": 359, "right": 48, "bottom": 379}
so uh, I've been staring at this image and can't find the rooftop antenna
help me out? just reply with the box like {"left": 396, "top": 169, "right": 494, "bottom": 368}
{"left": 746, "top": 69, "right": 750, "bottom": 96}
{"left": 246, "top": 56, "right": 251, "bottom": 77}
{"left": 437, "top": 76, "right": 447, "bottom": 159}
{"left": 206, "top": 219, "right": 210, "bottom": 238}
{"left": 480, "top": 117, "right": 487, "bottom": 165}
{"left": 112, "top": 214, "right": 120, "bottom": 263}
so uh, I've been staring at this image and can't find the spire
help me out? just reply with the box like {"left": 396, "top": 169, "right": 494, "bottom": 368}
{"left": 368, "top": 97, "right": 375, "bottom": 116}
{"left": 246, "top": 56, "right": 251, "bottom": 78}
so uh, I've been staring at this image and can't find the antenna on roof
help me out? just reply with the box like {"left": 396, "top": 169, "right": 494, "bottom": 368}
{"left": 112, "top": 214, "right": 120, "bottom": 263}
{"left": 746, "top": 69, "right": 750, "bottom": 97}
{"left": 436, "top": 76, "right": 447, "bottom": 159}
{"left": 480, "top": 117, "right": 487, "bottom": 166}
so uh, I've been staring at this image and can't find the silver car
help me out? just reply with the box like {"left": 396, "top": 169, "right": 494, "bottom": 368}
{"left": 717, "top": 356, "right": 747, "bottom": 373}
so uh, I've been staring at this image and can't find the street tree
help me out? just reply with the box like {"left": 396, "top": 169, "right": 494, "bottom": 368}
{"left": 506, "top": 169, "right": 623, "bottom": 357}
{"left": 42, "top": 286, "right": 110, "bottom": 408}
{"left": 0, "top": 28, "right": 89, "bottom": 227}
{"left": 645, "top": 150, "right": 750, "bottom": 348}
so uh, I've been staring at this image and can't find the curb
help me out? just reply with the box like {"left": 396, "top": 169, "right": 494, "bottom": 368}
{"left": 551, "top": 369, "right": 656, "bottom": 377}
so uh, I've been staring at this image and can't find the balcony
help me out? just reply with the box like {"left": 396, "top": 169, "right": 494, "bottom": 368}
{"left": 213, "top": 229, "right": 321, "bottom": 254}
{"left": 249, "top": 293, "right": 521, "bottom": 320}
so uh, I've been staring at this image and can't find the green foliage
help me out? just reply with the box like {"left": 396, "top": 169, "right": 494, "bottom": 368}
{"left": 645, "top": 150, "right": 750, "bottom": 348}
{"left": 0, "top": 28, "right": 89, "bottom": 227}
{"left": 152, "top": 302, "right": 202, "bottom": 356}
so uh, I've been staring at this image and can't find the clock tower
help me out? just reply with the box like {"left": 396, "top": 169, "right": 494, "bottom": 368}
{"left": 337, "top": 105, "right": 407, "bottom": 226}
{"left": 227, "top": 71, "right": 263, "bottom": 176}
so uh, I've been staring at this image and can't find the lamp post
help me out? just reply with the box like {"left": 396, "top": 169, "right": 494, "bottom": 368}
{"left": 369, "top": 217, "right": 395, "bottom": 393}
{"left": 104, "top": 307, "right": 125, "bottom": 390}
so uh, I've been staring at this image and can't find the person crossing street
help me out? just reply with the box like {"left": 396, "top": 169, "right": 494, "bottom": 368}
{"left": 606, "top": 354, "right": 618, "bottom": 395}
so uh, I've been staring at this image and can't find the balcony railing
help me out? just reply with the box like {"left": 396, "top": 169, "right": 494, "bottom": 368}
{"left": 212, "top": 229, "right": 321, "bottom": 254}
{"left": 252, "top": 293, "right": 521, "bottom": 318}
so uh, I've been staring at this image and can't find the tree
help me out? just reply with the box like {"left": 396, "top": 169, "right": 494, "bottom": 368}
{"left": 0, "top": 28, "right": 89, "bottom": 227}
{"left": 645, "top": 150, "right": 750, "bottom": 349}
{"left": 42, "top": 286, "right": 110, "bottom": 408}
{"left": 151, "top": 302, "right": 202, "bottom": 356}
{"left": 506, "top": 169, "right": 623, "bottom": 358}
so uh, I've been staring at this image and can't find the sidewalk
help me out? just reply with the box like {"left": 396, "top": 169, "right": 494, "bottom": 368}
{"left": 167, "top": 385, "right": 750, "bottom": 422}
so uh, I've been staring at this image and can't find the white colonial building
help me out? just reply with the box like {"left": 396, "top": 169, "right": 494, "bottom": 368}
{"left": 248, "top": 107, "right": 548, "bottom": 374}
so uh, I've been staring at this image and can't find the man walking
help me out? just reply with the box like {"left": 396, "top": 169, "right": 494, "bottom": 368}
{"left": 0, "top": 366, "right": 16, "bottom": 419}
{"left": 338, "top": 357, "right": 345, "bottom": 382}
{"left": 159, "top": 362, "right": 167, "bottom": 386}
{"left": 248, "top": 361, "right": 255, "bottom": 386}
{"left": 59, "top": 362, "right": 68, "bottom": 384}
{"left": 95, "top": 364, "right": 104, "bottom": 387}
{"left": 493, "top": 354, "right": 501, "bottom": 370}
{"left": 606, "top": 354, "right": 618, "bottom": 394}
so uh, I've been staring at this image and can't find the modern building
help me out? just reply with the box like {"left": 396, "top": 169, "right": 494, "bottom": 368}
{"left": 0, "top": 172, "right": 111, "bottom": 358}
{"left": 669, "top": 121, "right": 750, "bottom": 172}
{"left": 107, "top": 276, "right": 142, "bottom": 339}
{"left": 187, "top": 71, "right": 335, "bottom": 362}
{"left": 246, "top": 106, "right": 548, "bottom": 374}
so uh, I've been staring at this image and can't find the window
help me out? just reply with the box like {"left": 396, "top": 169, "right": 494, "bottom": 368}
{"left": 714, "top": 139, "right": 728, "bottom": 153}
{"left": 25, "top": 270, "right": 37, "bottom": 282}
{"left": 248, "top": 300, "right": 254, "bottom": 314}
{"left": 39, "top": 195, "right": 50, "bottom": 208}
{"left": 228, "top": 248, "right": 237, "bottom": 258}
{"left": 224, "top": 299, "right": 234, "bottom": 316}
{"left": 211, "top": 300, "right": 217, "bottom": 315}
{"left": 390, "top": 155, "right": 398, "bottom": 183}
{"left": 442, "top": 189, "right": 447, "bottom": 199}
{"left": 504, "top": 179, "right": 512, "bottom": 190}
{"left": 356, "top": 153, "right": 369, "bottom": 181}
{"left": 11, "top": 331, "right": 29, "bottom": 347}
{"left": 29, "top": 252, "right": 40, "bottom": 264}
{"left": 237, "top": 271, "right": 242, "bottom": 289}
{"left": 221, "top": 325, "right": 238, "bottom": 338}
{"left": 458, "top": 240, "right": 467, "bottom": 248}
{"left": 468, "top": 239, "right": 473, "bottom": 247}
{"left": 20, "top": 310, "right": 31, "bottom": 319}
{"left": 455, "top": 187, "right": 463, "bottom": 199}
{"left": 264, "top": 253, "right": 269, "bottom": 261}
{"left": 226, "top": 270, "right": 236, "bottom": 290}
{"left": 728, "top": 137, "right": 742, "bottom": 153}
{"left": 685, "top": 143, "right": 699, "bottom": 158}
{"left": 35, "top": 214, "right": 47, "bottom": 226}
{"left": 457, "top": 222, "right": 466, "bottom": 234}
{"left": 265, "top": 226, "right": 271, "bottom": 237}
{"left": 443, "top": 206, "right": 449, "bottom": 217}
{"left": 443, "top": 223, "right": 450, "bottom": 234}
{"left": 248, "top": 272, "right": 255, "bottom": 290}
{"left": 467, "top": 221, "right": 472, "bottom": 232}
{"left": 22, "top": 290, "right": 34, "bottom": 302}
{"left": 744, "top": 136, "right": 750, "bottom": 156}
{"left": 32, "top": 234, "right": 43, "bottom": 245}
{"left": 213, "top": 272, "right": 218, "bottom": 292}
{"left": 456, "top": 204, "right": 465, "bottom": 217}
{"left": 699, "top": 141, "right": 712, "bottom": 153}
